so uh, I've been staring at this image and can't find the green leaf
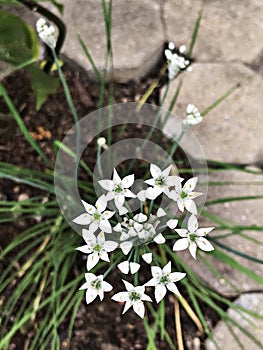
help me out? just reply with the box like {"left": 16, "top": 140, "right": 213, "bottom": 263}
{"left": 0, "top": 0, "right": 21, "bottom": 4}
{"left": 0, "top": 10, "right": 39, "bottom": 66}
{"left": 27, "top": 64, "right": 59, "bottom": 110}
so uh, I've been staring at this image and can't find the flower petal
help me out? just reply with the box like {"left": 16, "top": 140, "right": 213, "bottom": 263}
{"left": 144, "top": 277, "right": 157, "bottom": 287}
{"left": 162, "top": 165, "right": 172, "bottom": 177}
{"left": 123, "top": 280, "right": 134, "bottom": 291}
{"left": 167, "top": 219, "right": 178, "bottom": 229}
{"left": 87, "top": 253, "right": 100, "bottom": 270}
{"left": 73, "top": 213, "right": 92, "bottom": 225}
{"left": 98, "top": 179, "right": 114, "bottom": 191}
{"left": 97, "top": 231, "right": 105, "bottom": 245}
{"left": 104, "top": 240, "right": 118, "bottom": 252}
{"left": 174, "top": 229, "right": 188, "bottom": 238}
{"left": 120, "top": 241, "right": 133, "bottom": 255}
{"left": 85, "top": 288, "right": 98, "bottom": 304}
{"left": 130, "top": 262, "right": 140, "bottom": 274}
{"left": 76, "top": 245, "right": 92, "bottom": 254}
{"left": 102, "top": 280, "right": 113, "bottom": 292}
{"left": 146, "top": 186, "right": 162, "bottom": 200}
{"left": 183, "top": 177, "right": 198, "bottom": 193}
{"left": 196, "top": 237, "right": 214, "bottom": 252}
{"left": 154, "top": 233, "right": 165, "bottom": 244}
{"left": 151, "top": 266, "right": 162, "bottom": 279}
{"left": 113, "top": 168, "right": 121, "bottom": 183}
{"left": 166, "top": 282, "right": 181, "bottom": 296}
{"left": 118, "top": 261, "right": 129, "bottom": 274}
{"left": 184, "top": 200, "right": 197, "bottom": 215}
{"left": 187, "top": 214, "right": 198, "bottom": 232}
{"left": 81, "top": 200, "right": 95, "bottom": 214}
{"left": 82, "top": 229, "right": 96, "bottom": 243}
{"left": 122, "top": 174, "right": 134, "bottom": 188}
{"left": 189, "top": 242, "right": 197, "bottom": 259}
{"left": 112, "top": 291, "right": 129, "bottom": 302}
{"left": 157, "top": 208, "right": 166, "bottom": 217}
{"left": 169, "top": 272, "right": 186, "bottom": 282}
{"left": 155, "top": 284, "right": 167, "bottom": 303}
{"left": 196, "top": 227, "right": 215, "bottom": 236}
{"left": 150, "top": 164, "right": 162, "bottom": 179}
{"left": 89, "top": 221, "right": 99, "bottom": 234}
{"left": 142, "top": 253, "right": 152, "bottom": 264}
{"left": 173, "top": 238, "right": 189, "bottom": 251}
{"left": 99, "top": 219, "right": 112, "bottom": 233}
{"left": 96, "top": 195, "right": 107, "bottom": 212}
{"left": 133, "top": 301, "right": 145, "bottom": 318}
{"left": 163, "top": 261, "right": 171, "bottom": 274}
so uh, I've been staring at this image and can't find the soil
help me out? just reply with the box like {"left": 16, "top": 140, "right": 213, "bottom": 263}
{"left": 0, "top": 60, "right": 226, "bottom": 350}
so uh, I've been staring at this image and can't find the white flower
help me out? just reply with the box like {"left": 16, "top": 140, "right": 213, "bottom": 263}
{"left": 112, "top": 280, "right": 152, "bottom": 318}
{"left": 144, "top": 164, "right": 182, "bottom": 200}
{"left": 115, "top": 213, "right": 165, "bottom": 245}
{"left": 76, "top": 230, "right": 118, "bottom": 270}
{"left": 183, "top": 104, "right": 203, "bottom": 127}
{"left": 73, "top": 195, "right": 115, "bottom": 233}
{"left": 99, "top": 169, "right": 136, "bottom": 214}
{"left": 169, "top": 177, "right": 202, "bottom": 215}
{"left": 173, "top": 214, "right": 214, "bottom": 259}
{"left": 97, "top": 137, "right": 107, "bottom": 146}
{"left": 117, "top": 261, "right": 140, "bottom": 274}
{"left": 144, "top": 261, "right": 186, "bottom": 303}
{"left": 165, "top": 47, "right": 190, "bottom": 80}
{"left": 79, "top": 273, "right": 112, "bottom": 304}
{"left": 36, "top": 18, "right": 56, "bottom": 49}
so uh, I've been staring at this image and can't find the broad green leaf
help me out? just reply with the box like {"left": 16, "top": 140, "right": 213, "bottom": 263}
{"left": 27, "top": 64, "right": 59, "bottom": 110}
{"left": 0, "top": 10, "right": 39, "bottom": 65}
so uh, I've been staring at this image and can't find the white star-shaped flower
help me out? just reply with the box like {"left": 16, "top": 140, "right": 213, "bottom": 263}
{"left": 164, "top": 47, "right": 190, "bottom": 80}
{"left": 76, "top": 230, "right": 118, "bottom": 270}
{"left": 144, "top": 261, "right": 186, "bottom": 303}
{"left": 169, "top": 177, "right": 202, "bottom": 215}
{"left": 144, "top": 164, "right": 182, "bottom": 200}
{"left": 73, "top": 195, "right": 115, "bottom": 233}
{"left": 36, "top": 18, "right": 56, "bottom": 49}
{"left": 117, "top": 261, "right": 140, "bottom": 274}
{"left": 183, "top": 104, "right": 203, "bottom": 127}
{"left": 98, "top": 169, "right": 136, "bottom": 214}
{"left": 112, "top": 280, "right": 152, "bottom": 318}
{"left": 79, "top": 273, "right": 113, "bottom": 304}
{"left": 173, "top": 214, "right": 214, "bottom": 259}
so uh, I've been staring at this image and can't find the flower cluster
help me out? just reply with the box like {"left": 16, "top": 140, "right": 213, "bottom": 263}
{"left": 36, "top": 18, "right": 56, "bottom": 49}
{"left": 165, "top": 42, "right": 191, "bottom": 80}
{"left": 183, "top": 104, "right": 203, "bottom": 127}
{"left": 74, "top": 164, "right": 214, "bottom": 318}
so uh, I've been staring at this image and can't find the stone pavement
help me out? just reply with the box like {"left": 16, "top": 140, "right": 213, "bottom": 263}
{"left": 3, "top": 0, "right": 263, "bottom": 348}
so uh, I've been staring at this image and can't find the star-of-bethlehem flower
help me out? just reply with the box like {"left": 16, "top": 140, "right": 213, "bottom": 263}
{"left": 79, "top": 273, "right": 113, "bottom": 304}
{"left": 73, "top": 195, "right": 115, "bottom": 233}
{"left": 36, "top": 18, "right": 56, "bottom": 49}
{"left": 98, "top": 169, "right": 136, "bottom": 214}
{"left": 183, "top": 104, "right": 203, "bottom": 127}
{"left": 112, "top": 280, "right": 152, "bottom": 318}
{"left": 173, "top": 214, "right": 214, "bottom": 259}
{"left": 76, "top": 230, "right": 118, "bottom": 270}
{"left": 144, "top": 261, "right": 186, "bottom": 303}
{"left": 141, "top": 164, "right": 182, "bottom": 200}
{"left": 168, "top": 177, "right": 202, "bottom": 215}
{"left": 164, "top": 43, "right": 190, "bottom": 80}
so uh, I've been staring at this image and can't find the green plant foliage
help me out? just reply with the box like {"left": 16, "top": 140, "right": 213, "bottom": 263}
{"left": 0, "top": 0, "right": 21, "bottom": 5}
{"left": 27, "top": 64, "right": 59, "bottom": 110}
{"left": 31, "top": 0, "right": 64, "bottom": 14}
{"left": 0, "top": 10, "right": 39, "bottom": 66}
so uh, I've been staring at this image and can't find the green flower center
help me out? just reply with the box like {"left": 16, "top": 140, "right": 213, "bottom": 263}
{"left": 93, "top": 213, "right": 101, "bottom": 221}
{"left": 130, "top": 291, "right": 141, "bottom": 301}
{"left": 114, "top": 185, "right": 123, "bottom": 193}
{"left": 93, "top": 243, "right": 102, "bottom": 252}
{"left": 180, "top": 191, "right": 188, "bottom": 199}
{"left": 91, "top": 278, "right": 102, "bottom": 290}
{"left": 155, "top": 176, "right": 165, "bottom": 187}
{"left": 160, "top": 274, "right": 169, "bottom": 285}
{"left": 189, "top": 233, "right": 197, "bottom": 242}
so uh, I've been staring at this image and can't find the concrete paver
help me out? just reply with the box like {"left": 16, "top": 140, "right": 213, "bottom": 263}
{"left": 162, "top": 63, "right": 263, "bottom": 164}
{"left": 164, "top": 0, "right": 263, "bottom": 64}
{"left": 205, "top": 293, "right": 263, "bottom": 350}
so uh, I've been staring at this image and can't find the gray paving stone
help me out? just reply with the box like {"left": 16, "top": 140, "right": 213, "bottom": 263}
{"left": 161, "top": 63, "right": 263, "bottom": 164}
{"left": 205, "top": 293, "right": 263, "bottom": 350}
{"left": 175, "top": 170, "right": 263, "bottom": 296}
{"left": 163, "top": 0, "right": 263, "bottom": 64}
{"left": 45, "top": 0, "right": 164, "bottom": 82}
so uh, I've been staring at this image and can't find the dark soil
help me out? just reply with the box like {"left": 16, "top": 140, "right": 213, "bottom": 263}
{"left": 0, "top": 61, "right": 225, "bottom": 350}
